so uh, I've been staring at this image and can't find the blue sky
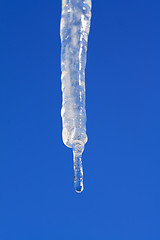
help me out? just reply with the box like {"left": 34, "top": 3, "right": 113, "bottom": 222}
{"left": 0, "top": 0, "right": 160, "bottom": 239}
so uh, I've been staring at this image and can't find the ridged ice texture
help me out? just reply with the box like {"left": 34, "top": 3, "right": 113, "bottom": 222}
{"left": 60, "top": 0, "right": 91, "bottom": 149}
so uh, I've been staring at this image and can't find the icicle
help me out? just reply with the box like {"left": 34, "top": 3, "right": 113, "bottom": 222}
{"left": 60, "top": 0, "right": 92, "bottom": 193}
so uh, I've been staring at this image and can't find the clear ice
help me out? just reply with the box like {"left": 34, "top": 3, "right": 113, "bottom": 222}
{"left": 60, "top": 0, "right": 92, "bottom": 193}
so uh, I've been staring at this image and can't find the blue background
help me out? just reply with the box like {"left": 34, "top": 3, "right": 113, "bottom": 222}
{"left": 0, "top": 0, "right": 160, "bottom": 239}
